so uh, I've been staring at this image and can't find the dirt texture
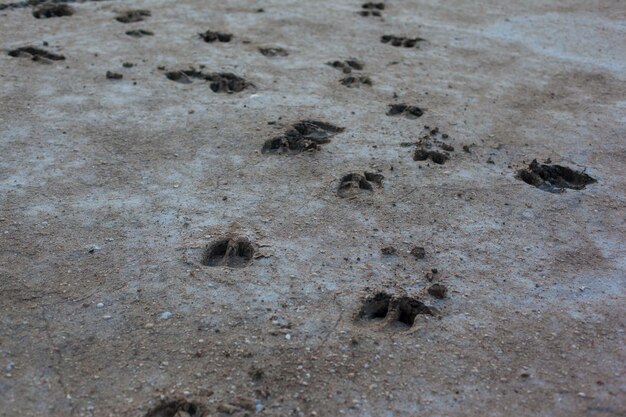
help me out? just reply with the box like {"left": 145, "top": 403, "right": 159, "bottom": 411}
{"left": 0, "top": 0, "right": 625, "bottom": 416}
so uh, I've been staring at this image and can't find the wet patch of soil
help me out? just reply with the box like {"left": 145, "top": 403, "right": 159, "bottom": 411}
{"left": 517, "top": 159, "right": 596, "bottom": 193}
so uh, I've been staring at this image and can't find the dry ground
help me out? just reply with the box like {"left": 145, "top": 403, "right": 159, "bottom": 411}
{"left": 0, "top": 0, "right": 625, "bottom": 416}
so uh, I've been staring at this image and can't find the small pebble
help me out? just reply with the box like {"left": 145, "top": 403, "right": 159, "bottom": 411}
{"left": 96, "top": 303, "right": 104, "bottom": 308}
{"left": 160, "top": 311, "right": 173, "bottom": 320}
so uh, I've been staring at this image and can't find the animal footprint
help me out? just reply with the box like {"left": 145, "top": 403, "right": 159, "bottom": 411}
{"left": 359, "top": 2, "right": 385, "bottom": 17}
{"left": 202, "top": 237, "right": 254, "bottom": 268}
{"left": 337, "top": 172, "right": 383, "bottom": 197}
{"left": 327, "top": 59, "right": 364, "bottom": 74}
{"left": 165, "top": 68, "right": 251, "bottom": 93}
{"left": 358, "top": 292, "right": 435, "bottom": 330}
{"left": 33, "top": 3, "right": 74, "bottom": 18}
{"left": 144, "top": 399, "right": 204, "bottom": 417}
{"left": 8, "top": 46, "right": 65, "bottom": 63}
{"left": 340, "top": 75, "right": 372, "bottom": 88}
{"left": 386, "top": 104, "right": 424, "bottom": 119}
{"left": 259, "top": 47, "right": 288, "bottom": 57}
{"left": 262, "top": 120, "right": 345, "bottom": 154}
{"left": 126, "top": 29, "right": 153, "bottom": 37}
{"left": 517, "top": 159, "right": 596, "bottom": 193}
{"left": 200, "top": 30, "right": 233, "bottom": 43}
{"left": 381, "top": 35, "right": 425, "bottom": 48}
{"left": 116, "top": 9, "right": 151, "bottom": 23}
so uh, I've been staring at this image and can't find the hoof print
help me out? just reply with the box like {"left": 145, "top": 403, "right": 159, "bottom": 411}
{"left": 116, "top": 9, "right": 151, "bottom": 23}
{"left": 165, "top": 68, "right": 250, "bottom": 93}
{"left": 202, "top": 237, "right": 254, "bottom": 268}
{"left": 8, "top": 46, "right": 65, "bottom": 63}
{"left": 327, "top": 59, "right": 364, "bottom": 74}
{"left": 126, "top": 29, "right": 154, "bottom": 37}
{"left": 413, "top": 149, "right": 449, "bottom": 165}
{"left": 387, "top": 104, "right": 424, "bottom": 119}
{"left": 341, "top": 75, "right": 372, "bottom": 88}
{"left": 337, "top": 172, "right": 383, "bottom": 198}
{"left": 33, "top": 4, "right": 74, "bottom": 18}
{"left": 200, "top": 30, "right": 233, "bottom": 43}
{"left": 259, "top": 47, "right": 288, "bottom": 57}
{"left": 262, "top": 120, "right": 344, "bottom": 154}
{"left": 517, "top": 159, "right": 596, "bottom": 193}
{"left": 360, "top": 2, "right": 385, "bottom": 17}
{"left": 358, "top": 292, "right": 434, "bottom": 330}
{"left": 144, "top": 399, "right": 204, "bottom": 417}
{"left": 381, "top": 35, "right": 425, "bottom": 47}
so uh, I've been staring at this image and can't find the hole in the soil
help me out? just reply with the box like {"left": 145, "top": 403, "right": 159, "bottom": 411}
{"left": 359, "top": 292, "right": 391, "bottom": 321}
{"left": 202, "top": 238, "right": 254, "bottom": 268}
{"left": 396, "top": 297, "right": 433, "bottom": 327}
{"left": 262, "top": 120, "right": 345, "bottom": 154}
{"left": 8, "top": 46, "right": 65, "bottom": 62}
{"left": 387, "top": 104, "right": 424, "bottom": 119}
{"left": 259, "top": 47, "right": 288, "bottom": 57}
{"left": 33, "top": 3, "right": 74, "bottom": 18}
{"left": 116, "top": 9, "right": 151, "bottom": 23}
{"left": 413, "top": 149, "right": 449, "bottom": 164}
{"left": 144, "top": 399, "right": 203, "bottom": 417}
{"left": 200, "top": 30, "right": 233, "bottom": 43}
{"left": 517, "top": 159, "right": 596, "bottom": 193}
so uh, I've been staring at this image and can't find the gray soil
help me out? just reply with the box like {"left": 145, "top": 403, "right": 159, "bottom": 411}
{"left": 0, "top": 0, "right": 625, "bottom": 416}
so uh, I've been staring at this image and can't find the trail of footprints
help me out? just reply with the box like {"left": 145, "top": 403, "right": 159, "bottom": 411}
{"left": 3, "top": 3, "right": 600, "bottom": 411}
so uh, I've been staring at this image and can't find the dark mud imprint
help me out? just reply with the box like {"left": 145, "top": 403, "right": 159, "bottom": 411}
{"left": 8, "top": 46, "right": 65, "bottom": 62}
{"left": 165, "top": 68, "right": 251, "bottom": 93}
{"left": 517, "top": 159, "right": 596, "bottom": 193}
{"left": 262, "top": 120, "right": 345, "bottom": 154}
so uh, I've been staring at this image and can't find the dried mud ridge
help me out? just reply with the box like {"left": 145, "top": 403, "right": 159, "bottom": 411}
{"left": 381, "top": 35, "right": 425, "bottom": 48}
{"left": 32, "top": 3, "right": 74, "bottom": 18}
{"left": 165, "top": 68, "right": 251, "bottom": 93}
{"left": 8, "top": 46, "right": 65, "bottom": 62}
{"left": 327, "top": 58, "right": 364, "bottom": 74}
{"left": 144, "top": 399, "right": 204, "bottom": 417}
{"left": 200, "top": 30, "right": 233, "bottom": 43}
{"left": 517, "top": 159, "right": 597, "bottom": 193}
{"left": 359, "top": 2, "right": 385, "bottom": 17}
{"left": 202, "top": 237, "right": 254, "bottom": 268}
{"left": 358, "top": 292, "right": 436, "bottom": 329}
{"left": 126, "top": 29, "right": 153, "bottom": 37}
{"left": 338, "top": 172, "right": 384, "bottom": 197}
{"left": 387, "top": 103, "right": 424, "bottom": 119}
{"left": 262, "top": 120, "right": 345, "bottom": 154}
{"left": 115, "top": 9, "right": 150, "bottom": 23}
{"left": 259, "top": 47, "right": 288, "bottom": 57}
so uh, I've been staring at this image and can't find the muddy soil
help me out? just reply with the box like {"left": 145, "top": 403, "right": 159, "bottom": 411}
{"left": 0, "top": 1, "right": 625, "bottom": 416}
